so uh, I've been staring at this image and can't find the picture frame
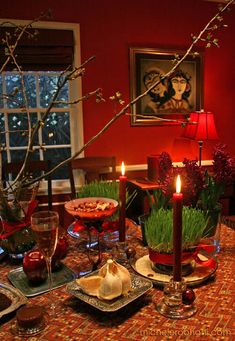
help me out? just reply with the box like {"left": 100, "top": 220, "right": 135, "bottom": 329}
{"left": 129, "top": 47, "right": 204, "bottom": 126}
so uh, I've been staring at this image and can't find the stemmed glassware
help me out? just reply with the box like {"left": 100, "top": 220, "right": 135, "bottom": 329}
{"left": 31, "top": 210, "right": 59, "bottom": 314}
{"left": 64, "top": 197, "right": 118, "bottom": 275}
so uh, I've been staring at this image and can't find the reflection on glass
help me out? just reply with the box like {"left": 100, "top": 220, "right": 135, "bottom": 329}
{"left": 43, "top": 111, "right": 70, "bottom": 145}
{"left": 39, "top": 73, "right": 68, "bottom": 108}
{"left": 6, "top": 73, "right": 36, "bottom": 109}
{"left": 8, "top": 112, "right": 38, "bottom": 147}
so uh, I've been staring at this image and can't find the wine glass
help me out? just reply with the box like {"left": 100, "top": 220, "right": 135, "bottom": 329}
{"left": 31, "top": 210, "right": 59, "bottom": 314}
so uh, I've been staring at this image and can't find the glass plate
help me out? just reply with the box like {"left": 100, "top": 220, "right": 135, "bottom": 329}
{"left": 66, "top": 271, "right": 153, "bottom": 312}
{"left": 8, "top": 263, "right": 77, "bottom": 297}
{"left": 0, "top": 283, "right": 27, "bottom": 319}
{"left": 130, "top": 252, "right": 217, "bottom": 287}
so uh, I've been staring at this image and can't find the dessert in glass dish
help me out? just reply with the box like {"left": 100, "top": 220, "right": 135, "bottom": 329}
{"left": 65, "top": 197, "right": 118, "bottom": 273}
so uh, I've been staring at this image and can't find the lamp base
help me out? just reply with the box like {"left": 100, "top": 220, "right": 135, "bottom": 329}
{"left": 156, "top": 279, "right": 197, "bottom": 319}
{"left": 198, "top": 140, "right": 203, "bottom": 166}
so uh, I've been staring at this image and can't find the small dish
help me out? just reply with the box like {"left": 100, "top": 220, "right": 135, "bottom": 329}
{"left": 130, "top": 252, "right": 217, "bottom": 287}
{"left": 0, "top": 283, "right": 27, "bottom": 319}
{"left": 11, "top": 312, "right": 48, "bottom": 337}
{"left": 66, "top": 271, "right": 153, "bottom": 312}
{"left": 8, "top": 263, "right": 77, "bottom": 297}
{"left": 64, "top": 197, "right": 118, "bottom": 221}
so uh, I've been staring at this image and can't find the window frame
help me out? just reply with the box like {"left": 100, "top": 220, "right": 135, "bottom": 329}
{"left": 0, "top": 19, "right": 84, "bottom": 193}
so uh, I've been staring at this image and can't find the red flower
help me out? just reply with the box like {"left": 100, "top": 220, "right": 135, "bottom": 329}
{"left": 182, "top": 158, "right": 204, "bottom": 206}
{"left": 213, "top": 144, "right": 235, "bottom": 185}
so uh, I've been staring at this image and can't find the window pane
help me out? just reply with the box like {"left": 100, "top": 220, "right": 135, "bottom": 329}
{"left": 1, "top": 68, "right": 74, "bottom": 181}
{"left": 23, "top": 74, "right": 37, "bottom": 108}
{"left": 10, "top": 149, "right": 40, "bottom": 162}
{"left": 44, "top": 147, "right": 71, "bottom": 179}
{"left": 42, "top": 111, "right": 70, "bottom": 145}
{"left": 8, "top": 112, "right": 39, "bottom": 146}
{"left": 5, "top": 73, "right": 36, "bottom": 108}
{"left": 0, "top": 113, "right": 6, "bottom": 146}
{"left": 39, "top": 73, "right": 69, "bottom": 108}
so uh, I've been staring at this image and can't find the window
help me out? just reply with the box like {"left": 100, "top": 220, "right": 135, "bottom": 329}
{"left": 0, "top": 20, "right": 83, "bottom": 186}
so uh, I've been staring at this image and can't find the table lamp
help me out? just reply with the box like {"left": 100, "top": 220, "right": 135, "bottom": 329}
{"left": 182, "top": 111, "right": 219, "bottom": 166}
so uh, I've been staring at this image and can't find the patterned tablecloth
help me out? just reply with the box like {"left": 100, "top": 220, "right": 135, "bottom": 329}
{"left": 0, "top": 222, "right": 234, "bottom": 341}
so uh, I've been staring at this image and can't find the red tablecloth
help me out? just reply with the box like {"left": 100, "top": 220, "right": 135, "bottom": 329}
{"left": 0, "top": 223, "right": 234, "bottom": 340}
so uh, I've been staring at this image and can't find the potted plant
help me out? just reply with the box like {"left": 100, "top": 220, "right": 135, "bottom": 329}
{"left": 143, "top": 146, "right": 235, "bottom": 251}
{"left": 144, "top": 206, "right": 209, "bottom": 276}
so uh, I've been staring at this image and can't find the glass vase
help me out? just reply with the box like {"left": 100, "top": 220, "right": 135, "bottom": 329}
{"left": 201, "top": 204, "right": 221, "bottom": 254}
{"left": 0, "top": 225, "right": 35, "bottom": 261}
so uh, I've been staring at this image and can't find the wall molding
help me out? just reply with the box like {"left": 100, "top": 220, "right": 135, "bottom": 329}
{"left": 38, "top": 159, "right": 213, "bottom": 195}
{"left": 116, "top": 159, "right": 213, "bottom": 172}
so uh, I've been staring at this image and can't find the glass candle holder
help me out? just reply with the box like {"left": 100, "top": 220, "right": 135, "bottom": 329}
{"left": 156, "top": 278, "right": 197, "bottom": 319}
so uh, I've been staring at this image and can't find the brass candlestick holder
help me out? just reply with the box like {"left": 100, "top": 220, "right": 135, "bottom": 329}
{"left": 156, "top": 278, "right": 197, "bottom": 319}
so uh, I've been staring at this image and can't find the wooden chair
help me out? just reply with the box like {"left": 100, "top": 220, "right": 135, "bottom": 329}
{"left": 68, "top": 156, "right": 116, "bottom": 198}
{"left": 2, "top": 160, "right": 53, "bottom": 210}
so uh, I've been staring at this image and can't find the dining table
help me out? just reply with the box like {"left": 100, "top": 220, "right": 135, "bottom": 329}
{"left": 0, "top": 220, "right": 234, "bottom": 341}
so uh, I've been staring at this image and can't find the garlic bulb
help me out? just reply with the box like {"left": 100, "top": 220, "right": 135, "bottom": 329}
{"left": 76, "top": 259, "right": 132, "bottom": 300}
{"left": 98, "top": 259, "right": 132, "bottom": 296}
{"left": 98, "top": 260, "right": 123, "bottom": 300}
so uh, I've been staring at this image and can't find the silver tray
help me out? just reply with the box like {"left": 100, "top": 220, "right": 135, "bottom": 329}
{"left": 0, "top": 282, "right": 27, "bottom": 319}
{"left": 66, "top": 271, "right": 153, "bottom": 312}
{"left": 8, "top": 263, "right": 77, "bottom": 297}
{"left": 130, "top": 251, "right": 217, "bottom": 287}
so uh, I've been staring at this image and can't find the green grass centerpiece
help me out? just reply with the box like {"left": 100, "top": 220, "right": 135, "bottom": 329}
{"left": 144, "top": 206, "right": 209, "bottom": 276}
{"left": 145, "top": 207, "right": 208, "bottom": 254}
{"left": 76, "top": 180, "right": 119, "bottom": 201}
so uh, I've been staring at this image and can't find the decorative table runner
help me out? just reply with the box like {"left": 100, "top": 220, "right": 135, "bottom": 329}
{"left": 0, "top": 223, "right": 234, "bottom": 340}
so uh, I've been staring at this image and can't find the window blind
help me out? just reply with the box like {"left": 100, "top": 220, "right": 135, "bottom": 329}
{"left": 0, "top": 27, "right": 74, "bottom": 71}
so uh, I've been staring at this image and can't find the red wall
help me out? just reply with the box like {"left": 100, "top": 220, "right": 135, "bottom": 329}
{"left": 1, "top": 0, "right": 235, "bottom": 165}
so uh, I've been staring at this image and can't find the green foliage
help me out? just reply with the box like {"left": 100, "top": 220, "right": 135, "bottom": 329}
{"left": 146, "top": 188, "right": 170, "bottom": 211}
{"left": 145, "top": 208, "right": 173, "bottom": 253}
{"left": 76, "top": 180, "right": 119, "bottom": 200}
{"left": 145, "top": 207, "right": 208, "bottom": 253}
{"left": 199, "top": 171, "right": 224, "bottom": 211}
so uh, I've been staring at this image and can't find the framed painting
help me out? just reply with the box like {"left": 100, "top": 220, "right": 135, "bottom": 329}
{"left": 129, "top": 47, "right": 204, "bottom": 126}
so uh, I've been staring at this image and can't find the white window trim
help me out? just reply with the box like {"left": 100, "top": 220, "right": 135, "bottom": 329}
{"left": 1, "top": 19, "right": 84, "bottom": 194}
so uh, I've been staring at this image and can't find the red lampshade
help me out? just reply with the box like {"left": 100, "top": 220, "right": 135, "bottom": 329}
{"left": 182, "top": 112, "right": 199, "bottom": 139}
{"left": 183, "top": 111, "right": 218, "bottom": 141}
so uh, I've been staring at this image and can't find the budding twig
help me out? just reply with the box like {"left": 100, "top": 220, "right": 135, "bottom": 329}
{"left": 1, "top": 1, "right": 234, "bottom": 189}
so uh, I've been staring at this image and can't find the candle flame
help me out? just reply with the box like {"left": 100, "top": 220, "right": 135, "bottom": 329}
{"left": 121, "top": 161, "right": 125, "bottom": 176}
{"left": 176, "top": 175, "right": 181, "bottom": 193}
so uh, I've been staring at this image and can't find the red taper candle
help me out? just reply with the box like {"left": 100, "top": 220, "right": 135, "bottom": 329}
{"left": 173, "top": 175, "right": 183, "bottom": 282}
{"left": 119, "top": 162, "right": 127, "bottom": 242}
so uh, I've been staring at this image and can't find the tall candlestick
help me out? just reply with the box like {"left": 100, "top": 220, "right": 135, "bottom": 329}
{"left": 173, "top": 175, "right": 183, "bottom": 282}
{"left": 119, "top": 162, "right": 127, "bottom": 242}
